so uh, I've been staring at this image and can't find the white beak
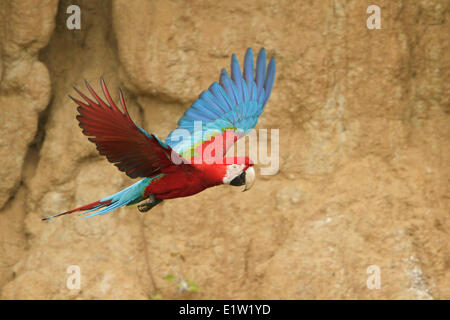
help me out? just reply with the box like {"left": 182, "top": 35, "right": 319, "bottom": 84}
{"left": 243, "top": 166, "right": 256, "bottom": 192}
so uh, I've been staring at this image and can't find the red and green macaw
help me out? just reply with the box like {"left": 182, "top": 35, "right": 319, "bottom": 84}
{"left": 42, "top": 48, "right": 276, "bottom": 220}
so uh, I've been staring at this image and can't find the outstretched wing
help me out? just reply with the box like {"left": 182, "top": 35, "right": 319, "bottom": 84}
{"left": 71, "top": 79, "right": 179, "bottom": 178}
{"left": 165, "top": 48, "right": 276, "bottom": 161}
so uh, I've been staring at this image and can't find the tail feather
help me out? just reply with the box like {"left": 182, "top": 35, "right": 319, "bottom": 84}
{"left": 41, "top": 199, "right": 112, "bottom": 220}
{"left": 41, "top": 177, "right": 159, "bottom": 221}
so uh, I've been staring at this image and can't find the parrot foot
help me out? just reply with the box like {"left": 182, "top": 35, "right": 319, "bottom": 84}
{"left": 138, "top": 198, "right": 162, "bottom": 213}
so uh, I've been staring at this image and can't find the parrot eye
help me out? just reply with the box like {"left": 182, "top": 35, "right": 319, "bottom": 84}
{"left": 230, "top": 171, "right": 246, "bottom": 186}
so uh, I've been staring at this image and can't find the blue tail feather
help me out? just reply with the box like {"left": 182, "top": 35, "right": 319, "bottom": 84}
{"left": 42, "top": 175, "right": 164, "bottom": 221}
{"left": 81, "top": 175, "right": 162, "bottom": 218}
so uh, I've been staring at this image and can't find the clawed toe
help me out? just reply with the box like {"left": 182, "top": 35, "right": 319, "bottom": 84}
{"left": 138, "top": 202, "right": 152, "bottom": 212}
{"left": 137, "top": 198, "right": 162, "bottom": 213}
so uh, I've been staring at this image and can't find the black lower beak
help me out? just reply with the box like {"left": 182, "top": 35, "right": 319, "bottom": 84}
{"left": 230, "top": 171, "right": 246, "bottom": 186}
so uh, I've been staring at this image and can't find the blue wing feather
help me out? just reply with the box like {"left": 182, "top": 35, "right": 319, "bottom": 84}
{"left": 166, "top": 48, "right": 276, "bottom": 158}
{"left": 185, "top": 108, "right": 214, "bottom": 121}
{"left": 263, "top": 57, "right": 276, "bottom": 107}
{"left": 192, "top": 100, "right": 222, "bottom": 118}
{"left": 231, "top": 54, "right": 244, "bottom": 98}
{"left": 199, "top": 91, "right": 226, "bottom": 115}
{"left": 256, "top": 49, "right": 266, "bottom": 98}
{"left": 211, "top": 82, "right": 234, "bottom": 111}
{"left": 244, "top": 48, "right": 254, "bottom": 98}
{"left": 220, "top": 69, "right": 237, "bottom": 105}
{"left": 208, "top": 83, "right": 229, "bottom": 112}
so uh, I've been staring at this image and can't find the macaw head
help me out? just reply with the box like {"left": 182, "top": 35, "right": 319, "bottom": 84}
{"left": 221, "top": 157, "right": 255, "bottom": 192}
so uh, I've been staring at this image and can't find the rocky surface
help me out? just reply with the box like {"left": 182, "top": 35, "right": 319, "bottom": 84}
{"left": 0, "top": 0, "right": 448, "bottom": 299}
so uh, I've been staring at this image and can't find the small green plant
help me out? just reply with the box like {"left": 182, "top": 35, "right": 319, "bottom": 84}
{"left": 150, "top": 252, "right": 200, "bottom": 299}
{"left": 164, "top": 274, "right": 200, "bottom": 293}
{"left": 164, "top": 274, "right": 176, "bottom": 281}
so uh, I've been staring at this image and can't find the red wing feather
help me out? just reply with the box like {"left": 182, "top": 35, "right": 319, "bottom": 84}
{"left": 71, "top": 79, "right": 176, "bottom": 178}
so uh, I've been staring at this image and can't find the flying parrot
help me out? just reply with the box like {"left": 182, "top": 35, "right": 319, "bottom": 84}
{"left": 42, "top": 48, "right": 276, "bottom": 220}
